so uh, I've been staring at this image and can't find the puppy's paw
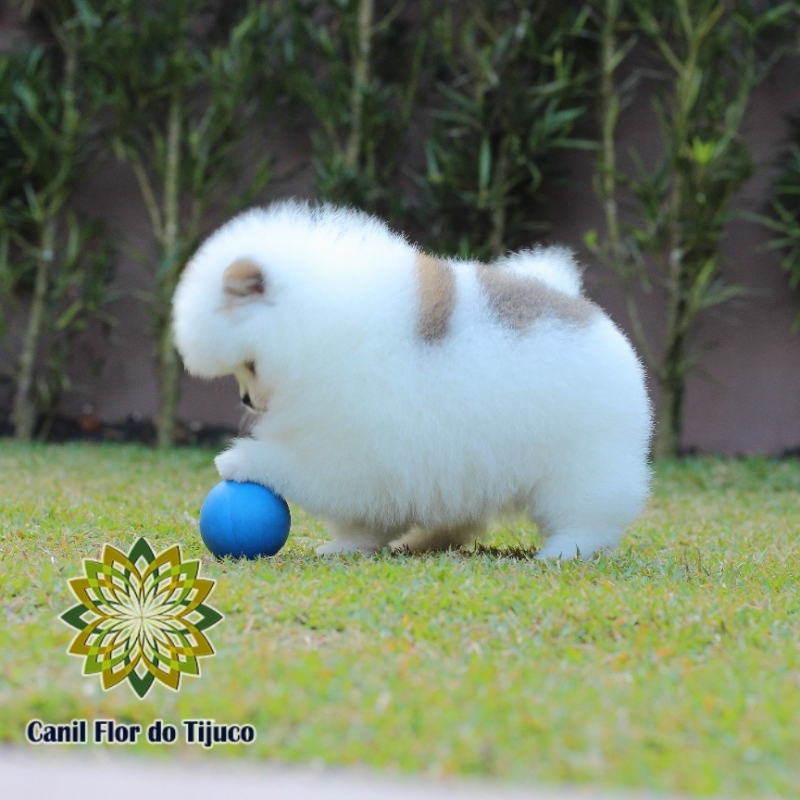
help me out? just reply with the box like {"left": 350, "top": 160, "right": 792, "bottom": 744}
{"left": 535, "top": 540, "right": 579, "bottom": 561}
{"left": 215, "top": 448, "right": 256, "bottom": 483}
{"left": 316, "top": 541, "right": 381, "bottom": 556}
{"left": 536, "top": 534, "right": 609, "bottom": 561}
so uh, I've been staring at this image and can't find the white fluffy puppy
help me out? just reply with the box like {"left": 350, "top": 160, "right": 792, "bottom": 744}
{"left": 173, "top": 202, "right": 651, "bottom": 559}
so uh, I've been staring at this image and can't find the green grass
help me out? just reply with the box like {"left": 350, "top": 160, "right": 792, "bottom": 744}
{"left": 1, "top": 442, "right": 799, "bottom": 796}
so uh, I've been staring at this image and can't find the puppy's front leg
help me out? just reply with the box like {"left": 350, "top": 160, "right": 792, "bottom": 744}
{"left": 317, "top": 520, "right": 407, "bottom": 556}
{"left": 215, "top": 438, "right": 272, "bottom": 485}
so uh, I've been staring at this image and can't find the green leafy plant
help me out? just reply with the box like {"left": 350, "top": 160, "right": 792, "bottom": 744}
{"left": 0, "top": 10, "right": 114, "bottom": 441}
{"left": 587, "top": 0, "right": 794, "bottom": 458}
{"left": 754, "top": 120, "right": 800, "bottom": 330}
{"left": 284, "top": 0, "right": 428, "bottom": 220}
{"left": 417, "top": 0, "right": 592, "bottom": 259}
{"left": 78, "top": 0, "right": 276, "bottom": 447}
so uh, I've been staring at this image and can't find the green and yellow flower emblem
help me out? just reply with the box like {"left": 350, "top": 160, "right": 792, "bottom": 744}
{"left": 61, "top": 537, "right": 223, "bottom": 699}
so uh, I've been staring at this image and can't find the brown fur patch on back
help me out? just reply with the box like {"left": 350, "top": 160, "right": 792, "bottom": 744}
{"left": 223, "top": 258, "right": 266, "bottom": 300}
{"left": 415, "top": 252, "right": 456, "bottom": 343}
{"left": 476, "top": 265, "right": 597, "bottom": 331}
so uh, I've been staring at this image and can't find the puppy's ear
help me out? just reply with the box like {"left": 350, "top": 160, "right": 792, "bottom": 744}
{"left": 223, "top": 258, "right": 267, "bottom": 300}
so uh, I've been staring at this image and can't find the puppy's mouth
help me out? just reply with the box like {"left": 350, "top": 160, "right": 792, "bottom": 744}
{"left": 240, "top": 390, "right": 272, "bottom": 415}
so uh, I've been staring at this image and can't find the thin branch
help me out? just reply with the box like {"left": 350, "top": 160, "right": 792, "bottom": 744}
{"left": 163, "top": 94, "right": 181, "bottom": 258}
{"left": 624, "top": 292, "right": 660, "bottom": 376}
{"left": 344, "top": 0, "right": 374, "bottom": 171}
{"left": 131, "top": 156, "right": 164, "bottom": 245}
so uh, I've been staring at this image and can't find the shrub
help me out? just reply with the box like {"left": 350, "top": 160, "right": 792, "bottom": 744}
{"left": 77, "top": 0, "right": 276, "bottom": 446}
{"left": 416, "top": 0, "right": 592, "bottom": 259}
{"left": 756, "top": 120, "right": 800, "bottom": 330}
{"left": 0, "top": 25, "right": 114, "bottom": 440}
{"left": 587, "top": 0, "right": 794, "bottom": 458}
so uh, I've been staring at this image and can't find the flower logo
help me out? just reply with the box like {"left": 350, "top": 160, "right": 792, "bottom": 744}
{"left": 61, "top": 538, "right": 223, "bottom": 699}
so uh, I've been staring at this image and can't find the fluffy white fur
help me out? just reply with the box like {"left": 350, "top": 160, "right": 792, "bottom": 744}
{"left": 173, "top": 202, "right": 652, "bottom": 559}
{"left": 494, "top": 246, "right": 583, "bottom": 297}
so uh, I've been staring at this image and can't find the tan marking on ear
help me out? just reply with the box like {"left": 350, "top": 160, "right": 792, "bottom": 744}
{"left": 415, "top": 252, "right": 456, "bottom": 343}
{"left": 476, "top": 264, "right": 597, "bottom": 331}
{"left": 223, "top": 258, "right": 266, "bottom": 300}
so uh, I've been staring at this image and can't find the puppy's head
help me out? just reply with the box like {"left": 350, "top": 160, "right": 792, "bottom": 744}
{"left": 174, "top": 200, "right": 392, "bottom": 414}
{"left": 172, "top": 222, "right": 280, "bottom": 414}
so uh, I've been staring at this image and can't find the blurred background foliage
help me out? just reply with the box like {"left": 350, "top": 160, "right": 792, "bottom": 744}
{"left": 756, "top": 117, "right": 800, "bottom": 331}
{"left": 418, "top": 1, "right": 593, "bottom": 259}
{"left": 0, "top": 7, "right": 115, "bottom": 442}
{"left": 587, "top": 0, "right": 797, "bottom": 458}
{"left": 0, "top": 0, "right": 798, "bottom": 452}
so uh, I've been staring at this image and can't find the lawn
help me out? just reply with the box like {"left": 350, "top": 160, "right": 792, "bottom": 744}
{"left": 1, "top": 442, "right": 799, "bottom": 797}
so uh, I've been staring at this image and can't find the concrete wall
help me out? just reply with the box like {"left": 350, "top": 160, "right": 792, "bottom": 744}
{"left": 3, "top": 6, "right": 799, "bottom": 454}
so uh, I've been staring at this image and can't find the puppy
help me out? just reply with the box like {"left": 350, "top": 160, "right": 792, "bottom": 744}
{"left": 172, "top": 202, "right": 651, "bottom": 559}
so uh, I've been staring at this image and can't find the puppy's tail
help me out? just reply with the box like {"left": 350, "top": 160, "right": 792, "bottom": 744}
{"left": 493, "top": 246, "right": 583, "bottom": 297}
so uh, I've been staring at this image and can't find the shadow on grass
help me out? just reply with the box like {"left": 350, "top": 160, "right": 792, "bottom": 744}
{"left": 389, "top": 542, "right": 541, "bottom": 561}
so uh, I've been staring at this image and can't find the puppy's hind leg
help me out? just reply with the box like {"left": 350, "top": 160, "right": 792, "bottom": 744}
{"left": 393, "top": 521, "right": 485, "bottom": 553}
{"left": 530, "top": 450, "right": 649, "bottom": 561}
{"left": 317, "top": 520, "right": 408, "bottom": 556}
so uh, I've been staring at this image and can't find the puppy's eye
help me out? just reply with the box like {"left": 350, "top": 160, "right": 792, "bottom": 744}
{"left": 244, "top": 360, "right": 257, "bottom": 376}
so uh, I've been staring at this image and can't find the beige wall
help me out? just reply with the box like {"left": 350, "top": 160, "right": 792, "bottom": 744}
{"left": 3, "top": 8, "right": 800, "bottom": 455}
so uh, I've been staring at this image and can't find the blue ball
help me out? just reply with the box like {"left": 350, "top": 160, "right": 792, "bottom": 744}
{"left": 199, "top": 481, "right": 291, "bottom": 559}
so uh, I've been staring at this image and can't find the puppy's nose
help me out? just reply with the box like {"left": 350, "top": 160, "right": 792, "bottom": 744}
{"left": 241, "top": 392, "right": 253, "bottom": 409}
